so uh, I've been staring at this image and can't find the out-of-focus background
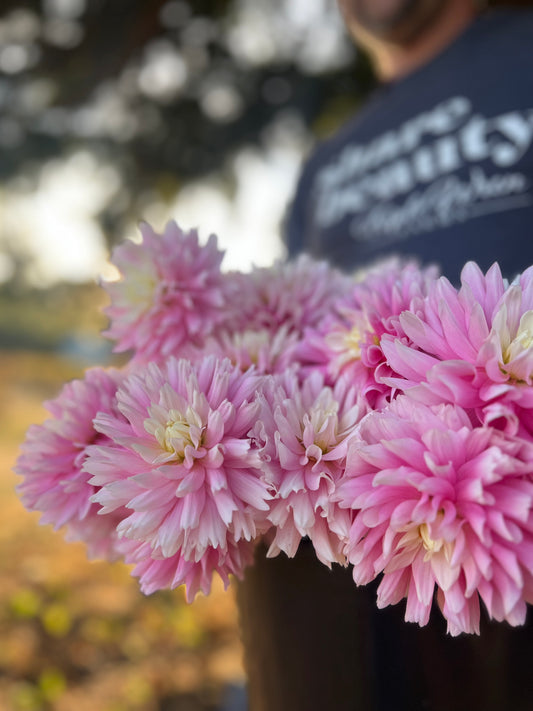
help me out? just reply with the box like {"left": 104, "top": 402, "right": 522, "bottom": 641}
{"left": 0, "top": 0, "right": 525, "bottom": 709}
{"left": 0, "top": 1, "right": 373, "bottom": 709}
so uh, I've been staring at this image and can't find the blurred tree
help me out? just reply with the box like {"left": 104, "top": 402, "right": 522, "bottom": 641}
{"left": 0, "top": 0, "right": 529, "bottom": 290}
{"left": 0, "top": 0, "right": 375, "bottom": 247}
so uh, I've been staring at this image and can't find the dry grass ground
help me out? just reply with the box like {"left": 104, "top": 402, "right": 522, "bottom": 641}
{"left": 0, "top": 351, "right": 245, "bottom": 711}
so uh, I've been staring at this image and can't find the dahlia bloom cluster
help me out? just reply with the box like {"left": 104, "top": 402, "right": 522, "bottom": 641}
{"left": 16, "top": 221, "right": 533, "bottom": 634}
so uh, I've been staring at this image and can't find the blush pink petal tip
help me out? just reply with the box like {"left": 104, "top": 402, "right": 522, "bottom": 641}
{"left": 337, "top": 395, "right": 533, "bottom": 634}
{"left": 122, "top": 538, "right": 255, "bottom": 601}
{"left": 15, "top": 366, "right": 128, "bottom": 560}
{"left": 102, "top": 221, "right": 230, "bottom": 363}
{"left": 84, "top": 356, "right": 272, "bottom": 587}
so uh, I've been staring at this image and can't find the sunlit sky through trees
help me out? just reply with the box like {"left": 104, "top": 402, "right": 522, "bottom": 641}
{"left": 0, "top": 0, "right": 364, "bottom": 286}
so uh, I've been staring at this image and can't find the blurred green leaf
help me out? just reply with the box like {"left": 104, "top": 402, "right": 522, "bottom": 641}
{"left": 9, "top": 589, "right": 41, "bottom": 619}
{"left": 38, "top": 668, "right": 67, "bottom": 702}
{"left": 123, "top": 674, "right": 154, "bottom": 706}
{"left": 41, "top": 602, "right": 72, "bottom": 637}
{"left": 171, "top": 606, "right": 206, "bottom": 649}
{"left": 9, "top": 682, "right": 42, "bottom": 711}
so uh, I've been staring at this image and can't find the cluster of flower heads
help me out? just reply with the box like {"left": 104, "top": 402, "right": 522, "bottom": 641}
{"left": 16, "top": 221, "right": 533, "bottom": 633}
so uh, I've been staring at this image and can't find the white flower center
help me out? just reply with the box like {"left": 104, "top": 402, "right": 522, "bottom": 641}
{"left": 419, "top": 523, "right": 442, "bottom": 552}
{"left": 418, "top": 523, "right": 453, "bottom": 563}
{"left": 122, "top": 264, "right": 157, "bottom": 316}
{"left": 145, "top": 406, "right": 203, "bottom": 461}
{"left": 503, "top": 310, "right": 533, "bottom": 364}
{"left": 161, "top": 417, "right": 192, "bottom": 454}
{"left": 234, "top": 330, "right": 270, "bottom": 365}
{"left": 343, "top": 326, "right": 362, "bottom": 359}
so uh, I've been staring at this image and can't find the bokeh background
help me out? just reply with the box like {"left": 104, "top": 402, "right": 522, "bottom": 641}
{"left": 0, "top": 2, "right": 373, "bottom": 709}
{"left": 0, "top": 0, "right": 528, "bottom": 709}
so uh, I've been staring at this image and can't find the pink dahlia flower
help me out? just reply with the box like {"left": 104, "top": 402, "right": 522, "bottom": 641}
{"left": 475, "top": 265, "right": 533, "bottom": 432}
{"left": 382, "top": 262, "right": 533, "bottom": 435}
{"left": 336, "top": 395, "right": 533, "bottom": 635}
{"left": 85, "top": 357, "right": 271, "bottom": 587}
{"left": 350, "top": 257, "right": 439, "bottom": 324}
{"left": 103, "top": 222, "right": 228, "bottom": 363}
{"left": 227, "top": 255, "right": 352, "bottom": 336}
{"left": 295, "top": 258, "right": 437, "bottom": 408}
{"left": 381, "top": 262, "right": 508, "bottom": 392}
{"left": 182, "top": 325, "right": 301, "bottom": 375}
{"left": 16, "top": 367, "right": 127, "bottom": 560}
{"left": 254, "top": 371, "right": 363, "bottom": 566}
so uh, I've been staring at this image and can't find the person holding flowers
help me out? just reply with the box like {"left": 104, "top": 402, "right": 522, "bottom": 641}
{"left": 287, "top": 0, "right": 533, "bottom": 282}
{"left": 15, "top": 2, "right": 533, "bottom": 708}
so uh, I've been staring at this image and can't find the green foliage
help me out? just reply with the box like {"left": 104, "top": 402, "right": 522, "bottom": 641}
{"left": 9, "top": 589, "right": 41, "bottom": 620}
{"left": 0, "top": 0, "right": 375, "bottom": 253}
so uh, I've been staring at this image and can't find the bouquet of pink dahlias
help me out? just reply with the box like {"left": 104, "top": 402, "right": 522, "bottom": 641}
{"left": 16, "top": 221, "right": 533, "bottom": 635}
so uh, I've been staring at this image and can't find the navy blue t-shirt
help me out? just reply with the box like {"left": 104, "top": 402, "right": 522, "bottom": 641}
{"left": 287, "top": 10, "right": 533, "bottom": 282}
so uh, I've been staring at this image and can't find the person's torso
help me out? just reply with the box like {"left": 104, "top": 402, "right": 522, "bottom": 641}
{"left": 287, "top": 10, "right": 533, "bottom": 281}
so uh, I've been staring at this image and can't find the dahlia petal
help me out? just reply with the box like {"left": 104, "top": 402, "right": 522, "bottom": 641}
{"left": 229, "top": 470, "right": 271, "bottom": 511}
{"left": 405, "top": 576, "right": 432, "bottom": 626}
{"left": 376, "top": 568, "right": 410, "bottom": 606}
{"left": 431, "top": 552, "right": 460, "bottom": 592}
{"left": 381, "top": 337, "right": 440, "bottom": 383}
